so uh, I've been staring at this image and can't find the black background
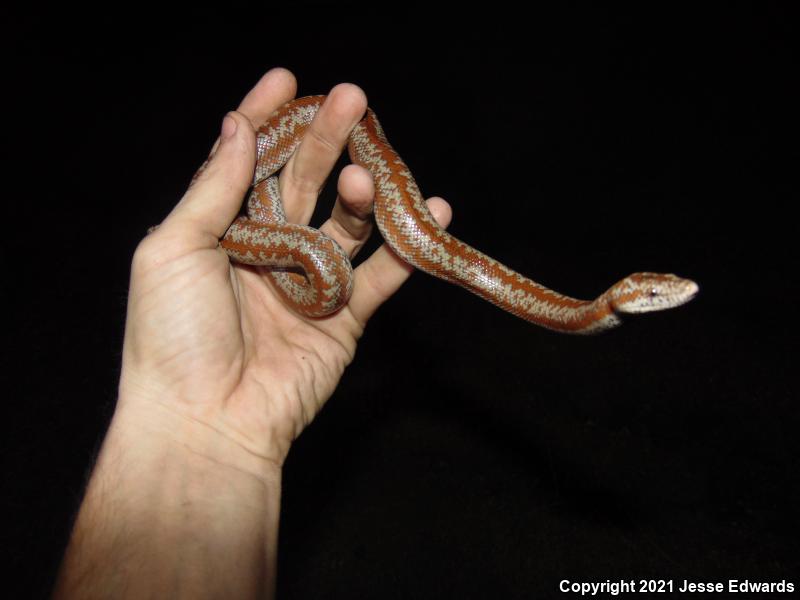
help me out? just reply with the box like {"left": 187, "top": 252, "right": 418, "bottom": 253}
{"left": 4, "top": 5, "right": 797, "bottom": 598}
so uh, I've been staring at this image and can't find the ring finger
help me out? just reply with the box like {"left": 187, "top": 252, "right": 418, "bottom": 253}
{"left": 318, "top": 164, "right": 374, "bottom": 258}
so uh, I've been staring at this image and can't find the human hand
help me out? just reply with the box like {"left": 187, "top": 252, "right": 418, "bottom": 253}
{"left": 120, "top": 68, "right": 452, "bottom": 472}
{"left": 54, "top": 68, "right": 451, "bottom": 600}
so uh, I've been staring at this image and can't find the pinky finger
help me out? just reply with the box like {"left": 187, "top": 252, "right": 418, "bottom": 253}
{"left": 347, "top": 197, "right": 452, "bottom": 327}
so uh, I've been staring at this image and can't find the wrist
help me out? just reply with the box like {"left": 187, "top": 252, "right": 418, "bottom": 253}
{"left": 111, "top": 386, "right": 284, "bottom": 487}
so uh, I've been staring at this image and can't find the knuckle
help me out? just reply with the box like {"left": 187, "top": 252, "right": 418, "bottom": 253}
{"left": 131, "top": 225, "right": 196, "bottom": 274}
{"left": 131, "top": 234, "right": 165, "bottom": 273}
{"left": 307, "top": 125, "right": 342, "bottom": 155}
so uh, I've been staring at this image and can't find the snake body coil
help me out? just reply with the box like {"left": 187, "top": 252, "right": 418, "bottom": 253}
{"left": 221, "top": 96, "right": 698, "bottom": 334}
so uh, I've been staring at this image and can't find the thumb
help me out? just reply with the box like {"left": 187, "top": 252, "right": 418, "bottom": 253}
{"left": 162, "top": 111, "right": 256, "bottom": 246}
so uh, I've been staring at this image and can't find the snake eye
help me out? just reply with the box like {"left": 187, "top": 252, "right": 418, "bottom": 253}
{"left": 649, "top": 288, "right": 659, "bottom": 297}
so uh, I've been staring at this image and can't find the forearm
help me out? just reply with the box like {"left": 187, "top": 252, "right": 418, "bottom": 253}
{"left": 53, "top": 395, "right": 282, "bottom": 600}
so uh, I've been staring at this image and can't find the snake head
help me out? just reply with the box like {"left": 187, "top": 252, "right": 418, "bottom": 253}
{"left": 609, "top": 272, "right": 699, "bottom": 314}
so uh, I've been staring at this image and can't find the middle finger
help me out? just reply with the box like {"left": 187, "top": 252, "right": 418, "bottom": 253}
{"left": 279, "top": 83, "right": 368, "bottom": 224}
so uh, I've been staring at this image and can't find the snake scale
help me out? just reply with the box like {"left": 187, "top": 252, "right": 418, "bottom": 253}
{"left": 220, "top": 96, "right": 698, "bottom": 333}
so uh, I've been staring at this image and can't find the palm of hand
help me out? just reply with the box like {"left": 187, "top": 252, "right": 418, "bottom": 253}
{"left": 124, "top": 226, "right": 361, "bottom": 464}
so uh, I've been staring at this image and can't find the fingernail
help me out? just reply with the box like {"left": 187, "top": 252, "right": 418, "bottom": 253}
{"left": 221, "top": 113, "right": 238, "bottom": 141}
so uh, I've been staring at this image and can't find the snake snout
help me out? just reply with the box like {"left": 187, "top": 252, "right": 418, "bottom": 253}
{"left": 611, "top": 273, "right": 699, "bottom": 314}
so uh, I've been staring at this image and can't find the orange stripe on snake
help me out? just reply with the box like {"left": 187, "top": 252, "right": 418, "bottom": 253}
{"left": 220, "top": 96, "right": 698, "bottom": 334}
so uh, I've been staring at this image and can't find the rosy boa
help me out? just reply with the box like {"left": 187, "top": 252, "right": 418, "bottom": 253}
{"left": 220, "top": 96, "right": 698, "bottom": 334}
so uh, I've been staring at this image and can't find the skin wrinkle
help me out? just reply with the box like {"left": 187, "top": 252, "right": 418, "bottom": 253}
{"left": 233, "top": 375, "right": 295, "bottom": 465}
{"left": 177, "top": 440, "right": 275, "bottom": 493}
{"left": 304, "top": 122, "right": 347, "bottom": 158}
{"left": 120, "top": 395, "right": 281, "bottom": 478}
{"left": 339, "top": 305, "right": 365, "bottom": 340}
{"left": 137, "top": 225, "right": 222, "bottom": 275}
{"left": 326, "top": 217, "right": 368, "bottom": 256}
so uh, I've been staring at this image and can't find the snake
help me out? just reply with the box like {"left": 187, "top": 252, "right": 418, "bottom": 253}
{"left": 219, "top": 96, "right": 698, "bottom": 334}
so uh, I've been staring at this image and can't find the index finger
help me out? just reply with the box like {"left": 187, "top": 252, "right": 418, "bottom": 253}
{"left": 237, "top": 68, "right": 298, "bottom": 129}
{"left": 202, "top": 68, "right": 298, "bottom": 162}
